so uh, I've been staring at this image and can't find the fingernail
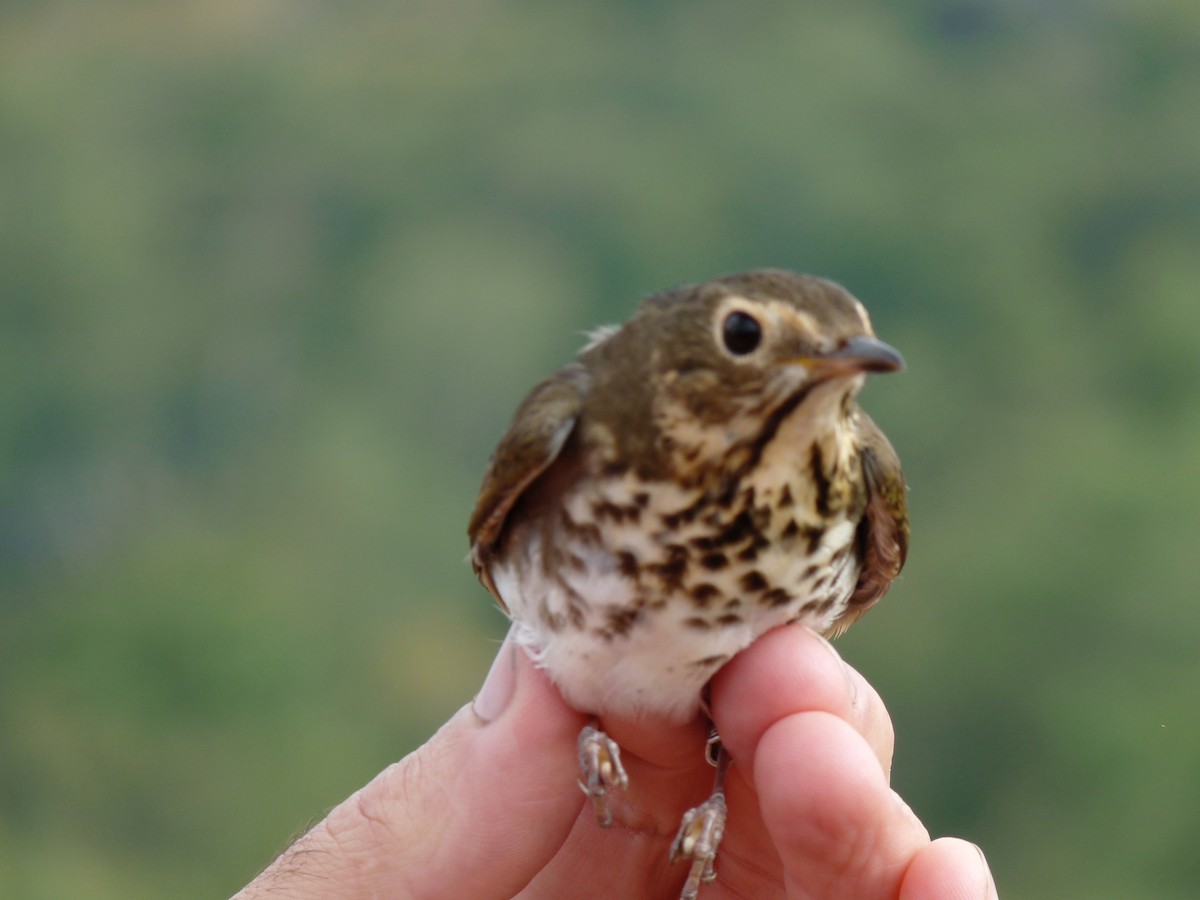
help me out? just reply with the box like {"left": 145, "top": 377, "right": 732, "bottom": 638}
{"left": 473, "top": 627, "right": 517, "bottom": 724}
{"left": 804, "top": 627, "right": 857, "bottom": 703}
{"left": 972, "top": 842, "right": 998, "bottom": 899}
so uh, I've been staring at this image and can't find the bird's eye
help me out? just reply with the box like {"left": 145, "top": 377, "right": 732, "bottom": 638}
{"left": 721, "top": 311, "right": 762, "bottom": 356}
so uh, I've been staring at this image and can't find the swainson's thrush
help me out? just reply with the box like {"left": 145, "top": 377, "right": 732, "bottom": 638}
{"left": 469, "top": 269, "right": 909, "bottom": 899}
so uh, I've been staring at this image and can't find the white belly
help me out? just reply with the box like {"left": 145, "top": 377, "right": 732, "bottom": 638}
{"left": 491, "top": 484, "right": 861, "bottom": 723}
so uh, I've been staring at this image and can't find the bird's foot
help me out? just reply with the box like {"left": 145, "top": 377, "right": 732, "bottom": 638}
{"left": 577, "top": 723, "right": 629, "bottom": 827}
{"left": 670, "top": 789, "right": 727, "bottom": 899}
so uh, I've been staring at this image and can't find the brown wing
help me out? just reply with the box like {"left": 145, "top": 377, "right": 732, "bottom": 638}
{"left": 827, "top": 412, "right": 909, "bottom": 636}
{"left": 467, "top": 363, "right": 590, "bottom": 609}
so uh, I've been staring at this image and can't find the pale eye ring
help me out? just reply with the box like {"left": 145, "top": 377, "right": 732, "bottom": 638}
{"left": 721, "top": 311, "right": 762, "bottom": 355}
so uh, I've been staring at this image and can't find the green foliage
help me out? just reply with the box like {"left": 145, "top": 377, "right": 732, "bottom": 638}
{"left": 2, "top": 2, "right": 1198, "bottom": 897}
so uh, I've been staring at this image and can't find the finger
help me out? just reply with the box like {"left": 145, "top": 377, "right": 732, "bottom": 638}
{"left": 598, "top": 713, "right": 711, "bottom": 772}
{"left": 712, "top": 625, "right": 894, "bottom": 776}
{"left": 586, "top": 713, "right": 713, "bottom": 835}
{"left": 754, "top": 712, "right": 930, "bottom": 900}
{"left": 900, "top": 837, "right": 999, "bottom": 900}
{"left": 845, "top": 665, "right": 895, "bottom": 779}
{"left": 237, "top": 633, "right": 586, "bottom": 899}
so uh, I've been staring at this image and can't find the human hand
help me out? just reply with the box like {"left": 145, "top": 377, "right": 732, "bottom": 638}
{"left": 235, "top": 625, "right": 997, "bottom": 899}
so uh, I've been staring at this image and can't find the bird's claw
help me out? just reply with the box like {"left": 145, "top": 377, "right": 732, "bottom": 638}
{"left": 577, "top": 724, "right": 629, "bottom": 827}
{"left": 670, "top": 791, "right": 727, "bottom": 899}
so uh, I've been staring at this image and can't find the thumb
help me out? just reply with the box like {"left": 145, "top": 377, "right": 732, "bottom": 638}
{"left": 235, "top": 629, "right": 586, "bottom": 900}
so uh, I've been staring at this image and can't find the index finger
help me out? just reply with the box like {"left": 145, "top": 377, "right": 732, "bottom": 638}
{"left": 710, "top": 625, "right": 894, "bottom": 777}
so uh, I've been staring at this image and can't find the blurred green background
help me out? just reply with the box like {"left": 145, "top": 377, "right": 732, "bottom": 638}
{"left": 2, "top": 1, "right": 1198, "bottom": 897}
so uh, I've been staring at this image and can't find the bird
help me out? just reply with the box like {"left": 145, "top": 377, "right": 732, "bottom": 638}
{"left": 468, "top": 268, "right": 909, "bottom": 898}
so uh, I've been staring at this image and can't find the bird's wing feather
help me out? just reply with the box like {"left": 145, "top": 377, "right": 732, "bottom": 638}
{"left": 467, "top": 363, "right": 590, "bottom": 608}
{"left": 828, "top": 412, "right": 909, "bottom": 636}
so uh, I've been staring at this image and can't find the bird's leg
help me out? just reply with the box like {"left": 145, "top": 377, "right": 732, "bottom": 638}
{"left": 577, "top": 720, "right": 628, "bottom": 827}
{"left": 670, "top": 731, "right": 729, "bottom": 900}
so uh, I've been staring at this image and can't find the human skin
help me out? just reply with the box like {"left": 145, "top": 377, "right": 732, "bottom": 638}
{"left": 236, "top": 625, "right": 998, "bottom": 900}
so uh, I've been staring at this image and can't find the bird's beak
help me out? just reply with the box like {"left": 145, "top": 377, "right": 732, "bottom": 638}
{"left": 796, "top": 336, "right": 905, "bottom": 378}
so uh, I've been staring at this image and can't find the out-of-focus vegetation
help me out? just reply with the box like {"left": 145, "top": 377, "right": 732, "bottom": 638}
{"left": 2, "top": 1, "right": 1198, "bottom": 897}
